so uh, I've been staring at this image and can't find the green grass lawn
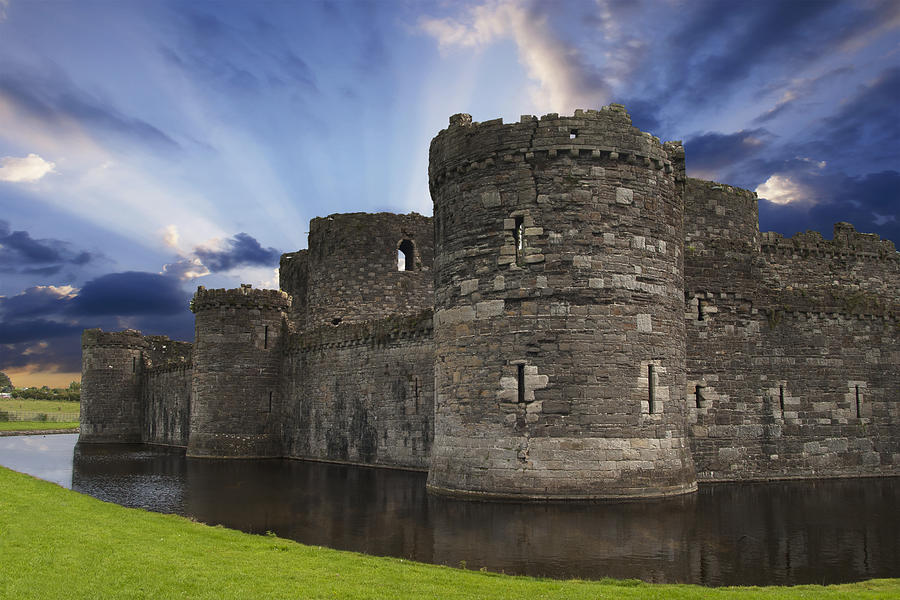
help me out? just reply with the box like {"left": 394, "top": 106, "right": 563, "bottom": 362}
{"left": 0, "top": 421, "right": 79, "bottom": 432}
{"left": 0, "top": 467, "right": 896, "bottom": 599}
{"left": 0, "top": 398, "right": 80, "bottom": 415}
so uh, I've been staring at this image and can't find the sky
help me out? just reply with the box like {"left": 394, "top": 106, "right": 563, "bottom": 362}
{"left": 1, "top": 0, "right": 898, "bottom": 387}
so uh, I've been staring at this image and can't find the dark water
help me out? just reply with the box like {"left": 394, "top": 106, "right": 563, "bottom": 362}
{"left": 2, "top": 434, "right": 898, "bottom": 586}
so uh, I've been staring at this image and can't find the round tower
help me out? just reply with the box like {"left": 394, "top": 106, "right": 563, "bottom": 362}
{"left": 79, "top": 329, "right": 147, "bottom": 443}
{"left": 427, "top": 106, "right": 697, "bottom": 499}
{"left": 187, "top": 284, "right": 290, "bottom": 458}
{"left": 303, "top": 212, "right": 433, "bottom": 329}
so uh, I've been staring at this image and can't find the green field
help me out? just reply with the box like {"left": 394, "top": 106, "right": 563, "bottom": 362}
{"left": 0, "top": 421, "right": 79, "bottom": 432}
{"left": 0, "top": 398, "right": 80, "bottom": 414}
{"left": 0, "top": 466, "right": 896, "bottom": 599}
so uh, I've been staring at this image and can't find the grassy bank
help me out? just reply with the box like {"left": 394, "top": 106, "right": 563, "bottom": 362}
{"left": 0, "top": 467, "right": 896, "bottom": 600}
{"left": 0, "top": 421, "right": 79, "bottom": 432}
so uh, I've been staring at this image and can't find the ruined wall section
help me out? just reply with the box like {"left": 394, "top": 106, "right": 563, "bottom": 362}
{"left": 283, "top": 311, "right": 434, "bottom": 470}
{"left": 428, "top": 106, "right": 696, "bottom": 499}
{"left": 188, "top": 285, "right": 290, "bottom": 458}
{"left": 279, "top": 250, "right": 309, "bottom": 329}
{"left": 80, "top": 329, "right": 148, "bottom": 443}
{"left": 141, "top": 336, "right": 192, "bottom": 447}
{"left": 303, "top": 212, "right": 433, "bottom": 329}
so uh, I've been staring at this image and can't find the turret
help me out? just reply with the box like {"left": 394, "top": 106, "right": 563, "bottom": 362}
{"left": 187, "top": 284, "right": 290, "bottom": 458}
{"left": 79, "top": 329, "right": 147, "bottom": 443}
{"left": 427, "top": 106, "right": 697, "bottom": 499}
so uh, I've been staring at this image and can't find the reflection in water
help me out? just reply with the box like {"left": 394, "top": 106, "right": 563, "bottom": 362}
{"left": 1, "top": 436, "right": 897, "bottom": 586}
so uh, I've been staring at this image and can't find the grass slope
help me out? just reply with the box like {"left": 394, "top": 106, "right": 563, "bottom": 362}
{"left": 0, "top": 467, "right": 896, "bottom": 599}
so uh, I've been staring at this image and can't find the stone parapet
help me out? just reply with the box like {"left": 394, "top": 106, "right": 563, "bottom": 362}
{"left": 190, "top": 284, "right": 291, "bottom": 313}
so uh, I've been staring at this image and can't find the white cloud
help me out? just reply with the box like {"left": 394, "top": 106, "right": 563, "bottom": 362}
{"left": 755, "top": 174, "right": 812, "bottom": 205}
{"left": 36, "top": 285, "right": 79, "bottom": 299}
{"left": 0, "top": 153, "right": 56, "bottom": 183}
{"left": 419, "top": 0, "right": 610, "bottom": 113}
{"left": 162, "top": 256, "right": 210, "bottom": 281}
{"left": 161, "top": 225, "right": 180, "bottom": 250}
{"left": 0, "top": 0, "right": 8, "bottom": 22}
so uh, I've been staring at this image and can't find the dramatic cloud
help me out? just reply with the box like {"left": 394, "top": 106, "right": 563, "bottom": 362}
{"left": 684, "top": 129, "right": 773, "bottom": 178}
{"left": 194, "top": 232, "right": 280, "bottom": 273}
{"left": 0, "top": 221, "right": 94, "bottom": 273}
{"left": 67, "top": 271, "right": 189, "bottom": 317}
{"left": 813, "top": 67, "right": 900, "bottom": 168}
{"left": 0, "top": 153, "right": 56, "bottom": 182}
{"left": 161, "top": 8, "right": 318, "bottom": 96}
{"left": 162, "top": 256, "right": 210, "bottom": 281}
{"left": 0, "top": 285, "right": 78, "bottom": 321}
{"left": 420, "top": 0, "right": 611, "bottom": 112}
{"left": 0, "top": 68, "right": 179, "bottom": 150}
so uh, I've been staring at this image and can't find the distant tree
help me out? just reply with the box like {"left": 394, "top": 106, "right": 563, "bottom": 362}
{"left": 0, "top": 371, "right": 12, "bottom": 392}
{"left": 68, "top": 380, "right": 81, "bottom": 393}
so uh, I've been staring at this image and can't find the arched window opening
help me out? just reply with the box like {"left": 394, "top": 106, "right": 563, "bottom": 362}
{"left": 398, "top": 239, "right": 415, "bottom": 271}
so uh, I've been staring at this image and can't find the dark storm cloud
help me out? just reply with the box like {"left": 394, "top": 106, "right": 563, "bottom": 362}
{"left": 0, "top": 69, "right": 180, "bottom": 150}
{"left": 0, "top": 271, "right": 196, "bottom": 372}
{"left": 67, "top": 272, "right": 189, "bottom": 317}
{"left": 194, "top": 233, "right": 280, "bottom": 272}
{"left": 684, "top": 129, "right": 774, "bottom": 175}
{"left": 0, "top": 319, "right": 83, "bottom": 344}
{"left": 813, "top": 67, "right": 900, "bottom": 163}
{"left": 0, "top": 286, "right": 73, "bottom": 321}
{"left": 0, "top": 220, "right": 96, "bottom": 273}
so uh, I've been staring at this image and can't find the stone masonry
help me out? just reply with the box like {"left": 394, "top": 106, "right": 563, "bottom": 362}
{"left": 79, "top": 105, "right": 899, "bottom": 500}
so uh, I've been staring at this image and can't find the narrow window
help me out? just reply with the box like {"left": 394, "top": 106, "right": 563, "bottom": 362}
{"left": 779, "top": 386, "right": 785, "bottom": 416}
{"left": 414, "top": 376, "right": 420, "bottom": 410}
{"left": 398, "top": 239, "right": 415, "bottom": 272}
{"left": 268, "top": 391, "right": 273, "bottom": 413}
{"left": 569, "top": 129, "right": 578, "bottom": 140}
{"left": 132, "top": 356, "right": 136, "bottom": 373}
{"left": 648, "top": 365, "right": 656, "bottom": 413}
{"left": 264, "top": 325, "right": 269, "bottom": 349}
{"left": 694, "top": 385, "right": 702, "bottom": 409}
{"left": 856, "top": 385, "right": 861, "bottom": 418}
{"left": 517, "top": 364, "right": 526, "bottom": 404}
{"left": 697, "top": 299, "right": 705, "bottom": 321}
{"left": 513, "top": 216, "right": 525, "bottom": 264}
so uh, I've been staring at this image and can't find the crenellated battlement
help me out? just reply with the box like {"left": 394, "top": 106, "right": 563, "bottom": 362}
{"left": 82, "top": 328, "right": 148, "bottom": 350}
{"left": 761, "top": 223, "right": 899, "bottom": 261}
{"left": 289, "top": 310, "right": 433, "bottom": 353}
{"left": 190, "top": 284, "right": 291, "bottom": 313}
{"left": 429, "top": 105, "right": 683, "bottom": 187}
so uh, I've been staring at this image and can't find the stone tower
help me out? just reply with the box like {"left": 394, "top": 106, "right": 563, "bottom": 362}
{"left": 427, "top": 106, "right": 698, "bottom": 499}
{"left": 187, "top": 285, "right": 290, "bottom": 458}
{"left": 298, "top": 212, "right": 434, "bottom": 329}
{"left": 79, "top": 329, "right": 146, "bottom": 443}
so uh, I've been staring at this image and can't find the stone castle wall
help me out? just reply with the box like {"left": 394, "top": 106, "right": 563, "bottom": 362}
{"left": 284, "top": 312, "right": 434, "bottom": 470}
{"left": 427, "top": 107, "right": 696, "bottom": 499}
{"left": 79, "top": 104, "right": 899, "bottom": 499}
{"left": 683, "top": 181, "right": 899, "bottom": 481}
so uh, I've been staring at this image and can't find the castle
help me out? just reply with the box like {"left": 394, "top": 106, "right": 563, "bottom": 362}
{"left": 79, "top": 106, "right": 900, "bottom": 500}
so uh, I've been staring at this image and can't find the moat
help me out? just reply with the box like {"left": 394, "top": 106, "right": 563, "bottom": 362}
{"left": 3, "top": 434, "right": 898, "bottom": 587}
